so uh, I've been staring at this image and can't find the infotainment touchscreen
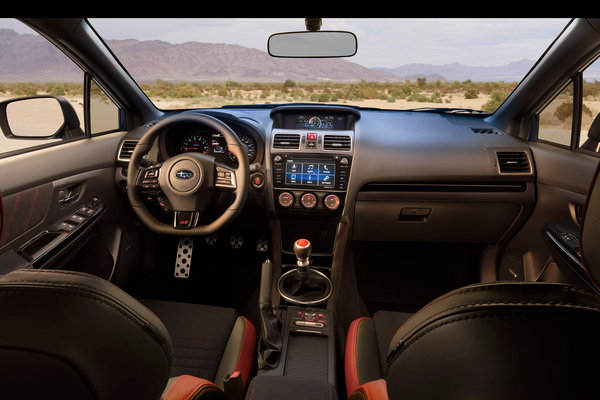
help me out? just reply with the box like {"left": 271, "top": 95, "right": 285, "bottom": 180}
{"left": 285, "top": 159, "right": 336, "bottom": 187}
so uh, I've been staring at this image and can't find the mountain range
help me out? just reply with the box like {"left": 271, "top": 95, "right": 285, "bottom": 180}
{"left": 0, "top": 28, "right": 536, "bottom": 83}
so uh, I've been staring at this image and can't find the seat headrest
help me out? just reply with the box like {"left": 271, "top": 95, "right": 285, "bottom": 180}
{"left": 0, "top": 269, "right": 172, "bottom": 399}
{"left": 588, "top": 113, "right": 600, "bottom": 141}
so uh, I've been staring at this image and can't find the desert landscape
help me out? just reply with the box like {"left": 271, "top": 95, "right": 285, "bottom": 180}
{"left": 1, "top": 83, "right": 598, "bottom": 154}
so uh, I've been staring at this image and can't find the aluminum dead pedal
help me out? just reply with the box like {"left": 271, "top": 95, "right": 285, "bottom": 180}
{"left": 174, "top": 237, "right": 194, "bottom": 278}
{"left": 257, "top": 238, "right": 269, "bottom": 252}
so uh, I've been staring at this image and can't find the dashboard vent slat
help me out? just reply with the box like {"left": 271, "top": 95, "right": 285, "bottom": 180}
{"left": 323, "top": 134, "right": 351, "bottom": 151}
{"left": 471, "top": 127, "right": 502, "bottom": 135}
{"left": 496, "top": 151, "right": 531, "bottom": 173}
{"left": 118, "top": 140, "right": 138, "bottom": 161}
{"left": 273, "top": 133, "right": 300, "bottom": 149}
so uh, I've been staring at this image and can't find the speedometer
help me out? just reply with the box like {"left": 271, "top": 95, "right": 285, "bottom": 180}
{"left": 180, "top": 134, "right": 209, "bottom": 154}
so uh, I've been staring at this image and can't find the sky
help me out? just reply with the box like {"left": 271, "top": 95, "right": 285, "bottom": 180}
{"left": 88, "top": 18, "right": 571, "bottom": 68}
{"left": 2, "top": 18, "right": 571, "bottom": 69}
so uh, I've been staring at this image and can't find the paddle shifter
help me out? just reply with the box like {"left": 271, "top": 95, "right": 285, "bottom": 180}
{"left": 277, "top": 238, "right": 332, "bottom": 305}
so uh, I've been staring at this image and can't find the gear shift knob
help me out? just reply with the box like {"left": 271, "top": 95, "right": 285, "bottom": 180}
{"left": 294, "top": 239, "right": 312, "bottom": 268}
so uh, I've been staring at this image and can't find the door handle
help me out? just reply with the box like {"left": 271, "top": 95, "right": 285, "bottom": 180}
{"left": 57, "top": 184, "right": 82, "bottom": 207}
{"left": 569, "top": 202, "right": 583, "bottom": 227}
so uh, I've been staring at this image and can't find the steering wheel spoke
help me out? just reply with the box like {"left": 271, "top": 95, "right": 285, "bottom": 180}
{"left": 173, "top": 210, "right": 201, "bottom": 229}
{"left": 215, "top": 162, "right": 237, "bottom": 191}
{"left": 136, "top": 163, "right": 162, "bottom": 191}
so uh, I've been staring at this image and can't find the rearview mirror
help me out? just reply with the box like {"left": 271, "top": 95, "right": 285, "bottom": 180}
{"left": 268, "top": 31, "right": 358, "bottom": 58}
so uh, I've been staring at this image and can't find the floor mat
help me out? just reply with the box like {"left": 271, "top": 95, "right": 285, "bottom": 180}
{"left": 133, "top": 229, "right": 270, "bottom": 326}
{"left": 353, "top": 241, "right": 481, "bottom": 314}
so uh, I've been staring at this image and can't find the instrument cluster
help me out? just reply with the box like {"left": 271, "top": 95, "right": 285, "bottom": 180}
{"left": 162, "top": 124, "right": 258, "bottom": 165}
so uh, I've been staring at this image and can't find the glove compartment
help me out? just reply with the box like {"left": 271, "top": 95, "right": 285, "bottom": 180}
{"left": 353, "top": 182, "right": 535, "bottom": 244}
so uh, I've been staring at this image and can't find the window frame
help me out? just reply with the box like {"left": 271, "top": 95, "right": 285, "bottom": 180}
{"left": 84, "top": 74, "right": 125, "bottom": 137}
{"left": 533, "top": 71, "right": 599, "bottom": 156}
{"left": 0, "top": 19, "right": 125, "bottom": 160}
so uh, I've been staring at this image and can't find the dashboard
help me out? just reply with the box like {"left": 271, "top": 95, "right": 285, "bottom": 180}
{"left": 120, "top": 104, "right": 536, "bottom": 252}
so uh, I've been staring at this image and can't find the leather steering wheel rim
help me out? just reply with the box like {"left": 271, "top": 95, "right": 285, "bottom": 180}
{"left": 127, "top": 113, "right": 249, "bottom": 235}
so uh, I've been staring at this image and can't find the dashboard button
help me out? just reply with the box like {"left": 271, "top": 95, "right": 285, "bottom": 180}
{"left": 300, "top": 193, "right": 317, "bottom": 208}
{"left": 278, "top": 192, "right": 294, "bottom": 207}
{"left": 324, "top": 194, "right": 340, "bottom": 210}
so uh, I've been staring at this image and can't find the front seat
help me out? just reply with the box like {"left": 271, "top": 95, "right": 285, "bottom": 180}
{"left": 345, "top": 162, "right": 600, "bottom": 400}
{"left": 0, "top": 268, "right": 255, "bottom": 400}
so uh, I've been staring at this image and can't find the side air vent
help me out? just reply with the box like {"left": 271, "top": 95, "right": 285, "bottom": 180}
{"left": 496, "top": 151, "right": 531, "bottom": 173}
{"left": 118, "top": 140, "right": 138, "bottom": 161}
{"left": 323, "top": 134, "right": 351, "bottom": 151}
{"left": 471, "top": 127, "right": 502, "bottom": 135}
{"left": 273, "top": 133, "right": 300, "bottom": 149}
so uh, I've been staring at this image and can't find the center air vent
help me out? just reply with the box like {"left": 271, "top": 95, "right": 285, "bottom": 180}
{"left": 496, "top": 151, "right": 531, "bottom": 173}
{"left": 273, "top": 133, "right": 300, "bottom": 149}
{"left": 323, "top": 134, "right": 351, "bottom": 151}
{"left": 118, "top": 140, "right": 138, "bottom": 161}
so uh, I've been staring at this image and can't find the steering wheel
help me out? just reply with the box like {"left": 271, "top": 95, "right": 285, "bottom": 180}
{"left": 127, "top": 113, "right": 249, "bottom": 235}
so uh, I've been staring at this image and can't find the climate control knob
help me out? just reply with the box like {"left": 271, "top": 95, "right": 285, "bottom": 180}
{"left": 278, "top": 192, "right": 294, "bottom": 207}
{"left": 300, "top": 193, "right": 317, "bottom": 209}
{"left": 324, "top": 194, "right": 341, "bottom": 210}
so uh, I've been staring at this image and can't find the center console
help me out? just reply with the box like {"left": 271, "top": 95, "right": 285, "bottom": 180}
{"left": 270, "top": 108, "right": 356, "bottom": 256}
{"left": 250, "top": 107, "right": 358, "bottom": 400}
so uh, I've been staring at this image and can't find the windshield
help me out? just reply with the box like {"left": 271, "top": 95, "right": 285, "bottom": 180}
{"left": 90, "top": 18, "right": 569, "bottom": 112}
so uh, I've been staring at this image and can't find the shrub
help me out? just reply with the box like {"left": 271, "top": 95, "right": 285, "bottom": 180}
{"left": 464, "top": 87, "right": 479, "bottom": 99}
{"left": 482, "top": 90, "right": 510, "bottom": 112}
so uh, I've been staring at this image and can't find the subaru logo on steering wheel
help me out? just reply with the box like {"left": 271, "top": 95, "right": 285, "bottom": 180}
{"left": 175, "top": 169, "right": 194, "bottom": 180}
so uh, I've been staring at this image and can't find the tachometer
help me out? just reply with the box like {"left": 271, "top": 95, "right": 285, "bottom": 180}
{"left": 227, "top": 134, "right": 257, "bottom": 163}
{"left": 180, "top": 133, "right": 209, "bottom": 154}
{"left": 240, "top": 135, "right": 257, "bottom": 163}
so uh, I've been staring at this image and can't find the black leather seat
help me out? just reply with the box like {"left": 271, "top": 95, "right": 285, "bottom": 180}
{"left": 0, "top": 268, "right": 255, "bottom": 400}
{"left": 345, "top": 162, "right": 600, "bottom": 400}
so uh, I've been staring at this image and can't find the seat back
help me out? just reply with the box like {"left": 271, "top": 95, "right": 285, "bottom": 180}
{"left": 383, "top": 281, "right": 600, "bottom": 399}
{"left": 381, "top": 161, "right": 600, "bottom": 399}
{"left": 0, "top": 269, "right": 173, "bottom": 399}
{"left": 581, "top": 161, "right": 600, "bottom": 289}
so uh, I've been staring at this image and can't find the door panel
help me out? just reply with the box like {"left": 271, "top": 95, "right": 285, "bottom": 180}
{"left": 500, "top": 142, "right": 599, "bottom": 287}
{"left": 0, "top": 132, "right": 126, "bottom": 272}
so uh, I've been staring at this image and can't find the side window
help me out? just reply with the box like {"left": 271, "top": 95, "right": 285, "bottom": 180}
{"left": 537, "top": 82, "right": 574, "bottom": 148}
{"left": 580, "top": 59, "right": 600, "bottom": 153}
{"left": 89, "top": 79, "right": 121, "bottom": 135}
{"left": 0, "top": 19, "right": 84, "bottom": 156}
{"left": 536, "top": 56, "right": 600, "bottom": 156}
